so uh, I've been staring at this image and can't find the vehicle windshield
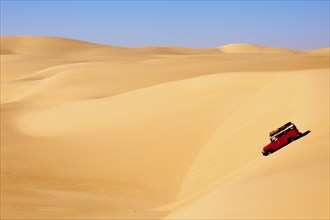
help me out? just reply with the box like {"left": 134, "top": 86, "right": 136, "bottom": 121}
{"left": 270, "top": 136, "right": 276, "bottom": 142}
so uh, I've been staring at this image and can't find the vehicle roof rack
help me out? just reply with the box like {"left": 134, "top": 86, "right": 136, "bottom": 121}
{"left": 269, "top": 122, "right": 296, "bottom": 138}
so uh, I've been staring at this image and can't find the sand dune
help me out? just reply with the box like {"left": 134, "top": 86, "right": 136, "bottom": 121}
{"left": 0, "top": 36, "right": 126, "bottom": 56}
{"left": 217, "top": 43, "right": 298, "bottom": 54}
{"left": 1, "top": 36, "right": 329, "bottom": 219}
{"left": 305, "top": 47, "right": 330, "bottom": 55}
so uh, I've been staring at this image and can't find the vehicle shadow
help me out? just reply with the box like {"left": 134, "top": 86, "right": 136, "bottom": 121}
{"left": 296, "top": 130, "right": 311, "bottom": 139}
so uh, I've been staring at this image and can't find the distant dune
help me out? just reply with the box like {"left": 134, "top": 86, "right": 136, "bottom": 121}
{"left": 217, "top": 43, "right": 299, "bottom": 54}
{"left": 1, "top": 36, "right": 329, "bottom": 219}
{"left": 305, "top": 47, "right": 330, "bottom": 54}
{"left": 0, "top": 36, "right": 129, "bottom": 56}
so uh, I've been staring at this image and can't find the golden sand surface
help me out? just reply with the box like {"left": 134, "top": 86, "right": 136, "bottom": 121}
{"left": 1, "top": 36, "right": 329, "bottom": 219}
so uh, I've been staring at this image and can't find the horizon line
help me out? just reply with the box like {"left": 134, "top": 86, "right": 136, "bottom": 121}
{"left": 1, "top": 35, "right": 329, "bottom": 51}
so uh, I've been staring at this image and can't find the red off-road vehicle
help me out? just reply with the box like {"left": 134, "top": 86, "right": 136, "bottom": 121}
{"left": 262, "top": 122, "right": 309, "bottom": 156}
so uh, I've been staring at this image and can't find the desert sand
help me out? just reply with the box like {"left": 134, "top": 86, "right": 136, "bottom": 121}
{"left": 1, "top": 36, "right": 329, "bottom": 219}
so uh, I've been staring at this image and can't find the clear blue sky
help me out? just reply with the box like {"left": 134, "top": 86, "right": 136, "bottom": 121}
{"left": 1, "top": 0, "right": 329, "bottom": 49}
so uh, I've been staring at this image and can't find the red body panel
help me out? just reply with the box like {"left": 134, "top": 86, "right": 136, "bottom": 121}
{"left": 263, "top": 129, "right": 300, "bottom": 152}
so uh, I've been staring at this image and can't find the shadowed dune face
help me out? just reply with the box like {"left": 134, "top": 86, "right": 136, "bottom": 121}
{"left": 1, "top": 36, "right": 329, "bottom": 219}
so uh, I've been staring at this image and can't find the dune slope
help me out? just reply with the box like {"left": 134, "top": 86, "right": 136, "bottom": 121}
{"left": 1, "top": 36, "right": 329, "bottom": 219}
